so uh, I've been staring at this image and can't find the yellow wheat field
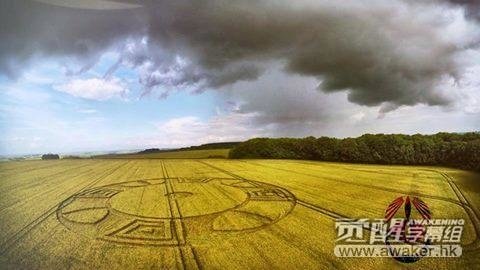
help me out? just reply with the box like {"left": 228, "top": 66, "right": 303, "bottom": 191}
{"left": 0, "top": 158, "right": 479, "bottom": 269}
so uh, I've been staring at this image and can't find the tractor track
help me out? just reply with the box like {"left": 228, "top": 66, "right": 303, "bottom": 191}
{"left": 0, "top": 161, "right": 130, "bottom": 256}
{"left": 208, "top": 160, "right": 480, "bottom": 251}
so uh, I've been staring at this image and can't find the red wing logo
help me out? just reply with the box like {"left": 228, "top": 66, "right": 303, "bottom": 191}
{"left": 385, "top": 196, "right": 404, "bottom": 222}
{"left": 385, "top": 196, "right": 430, "bottom": 221}
{"left": 384, "top": 195, "right": 432, "bottom": 263}
{"left": 412, "top": 197, "right": 431, "bottom": 220}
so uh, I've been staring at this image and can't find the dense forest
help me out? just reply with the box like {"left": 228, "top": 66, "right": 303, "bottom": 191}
{"left": 229, "top": 133, "right": 480, "bottom": 171}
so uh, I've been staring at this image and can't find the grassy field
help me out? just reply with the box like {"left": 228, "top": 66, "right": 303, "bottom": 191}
{"left": 0, "top": 159, "right": 479, "bottom": 269}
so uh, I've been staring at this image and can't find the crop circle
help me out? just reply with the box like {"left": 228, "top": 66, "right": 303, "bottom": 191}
{"left": 57, "top": 177, "right": 296, "bottom": 246}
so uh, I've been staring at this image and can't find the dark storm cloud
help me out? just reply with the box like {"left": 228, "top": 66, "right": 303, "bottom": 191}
{"left": 227, "top": 68, "right": 336, "bottom": 125}
{"left": 444, "top": 0, "right": 480, "bottom": 20}
{"left": 1, "top": 0, "right": 479, "bottom": 109}
{"left": 0, "top": 0, "right": 146, "bottom": 77}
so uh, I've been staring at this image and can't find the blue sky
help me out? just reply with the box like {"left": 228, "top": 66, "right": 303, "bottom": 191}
{"left": 1, "top": 1, "right": 479, "bottom": 156}
{"left": 1, "top": 48, "right": 479, "bottom": 156}
{"left": 0, "top": 56, "right": 221, "bottom": 155}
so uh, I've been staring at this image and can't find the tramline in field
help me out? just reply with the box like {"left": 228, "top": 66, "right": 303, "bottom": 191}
{"left": 0, "top": 159, "right": 479, "bottom": 269}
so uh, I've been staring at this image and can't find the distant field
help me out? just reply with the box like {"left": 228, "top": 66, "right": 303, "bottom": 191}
{"left": 0, "top": 159, "right": 479, "bottom": 269}
{"left": 95, "top": 148, "right": 231, "bottom": 159}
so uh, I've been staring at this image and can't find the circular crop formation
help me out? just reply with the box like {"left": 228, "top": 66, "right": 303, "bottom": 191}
{"left": 57, "top": 177, "right": 296, "bottom": 246}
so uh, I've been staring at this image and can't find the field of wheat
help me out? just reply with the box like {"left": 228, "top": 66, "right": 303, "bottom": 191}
{"left": 0, "top": 158, "right": 479, "bottom": 269}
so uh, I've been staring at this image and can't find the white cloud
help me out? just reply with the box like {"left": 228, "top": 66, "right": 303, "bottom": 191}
{"left": 21, "top": 72, "right": 55, "bottom": 85}
{"left": 54, "top": 77, "right": 128, "bottom": 100}
{"left": 147, "top": 112, "right": 272, "bottom": 148}
{"left": 77, "top": 109, "right": 98, "bottom": 114}
{"left": 457, "top": 58, "right": 480, "bottom": 114}
{"left": 351, "top": 112, "right": 366, "bottom": 122}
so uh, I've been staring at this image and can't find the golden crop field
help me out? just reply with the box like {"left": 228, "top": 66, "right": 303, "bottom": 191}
{"left": 0, "top": 158, "right": 479, "bottom": 269}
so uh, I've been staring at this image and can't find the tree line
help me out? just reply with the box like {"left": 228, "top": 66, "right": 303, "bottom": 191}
{"left": 229, "top": 132, "right": 480, "bottom": 171}
{"left": 41, "top": 154, "right": 59, "bottom": 160}
{"left": 137, "top": 142, "right": 241, "bottom": 154}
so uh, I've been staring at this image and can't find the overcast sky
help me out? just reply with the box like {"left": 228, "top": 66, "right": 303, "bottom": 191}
{"left": 0, "top": 0, "right": 479, "bottom": 155}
